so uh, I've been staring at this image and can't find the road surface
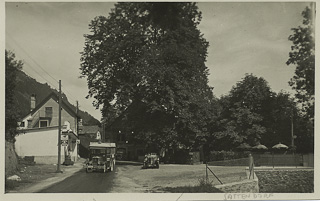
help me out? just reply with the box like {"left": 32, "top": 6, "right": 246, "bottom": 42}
{"left": 39, "top": 168, "right": 117, "bottom": 193}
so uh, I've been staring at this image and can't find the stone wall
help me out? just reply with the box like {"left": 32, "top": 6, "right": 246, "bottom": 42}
{"left": 215, "top": 169, "right": 259, "bottom": 193}
{"left": 5, "top": 141, "right": 19, "bottom": 177}
{"left": 215, "top": 178, "right": 259, "bottom": 193}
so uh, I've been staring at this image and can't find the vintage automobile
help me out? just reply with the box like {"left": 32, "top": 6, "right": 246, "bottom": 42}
{"left": 86, "top": 142, "right": 116, "bottom": 173}
{"left": 142, "top": 153, "right": 160, "bottom": 169}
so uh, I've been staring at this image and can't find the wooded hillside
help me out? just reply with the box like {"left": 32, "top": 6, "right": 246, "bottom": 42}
{"left": 14, "top": 70, "right": 100, "bottom": 126}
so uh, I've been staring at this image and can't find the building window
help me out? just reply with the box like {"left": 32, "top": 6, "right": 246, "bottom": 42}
{"left": 27, "top": 120, "right": 32, "bottom": 128}
{"left": 20, "top": 122, "right": 25, "bottom": 127}
{"left": 45, "top": 107, "right": 53, "bottom": 118}
{"left": 39, "top": 120, "right": 48, "bottom": 128}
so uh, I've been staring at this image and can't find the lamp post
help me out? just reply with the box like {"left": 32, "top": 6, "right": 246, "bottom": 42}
{"left": 291, "top": 113, "right": 294, "bottom": 148}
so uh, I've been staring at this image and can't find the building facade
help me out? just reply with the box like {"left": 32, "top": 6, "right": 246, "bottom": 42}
{"left": 16, "top": 92, "right": 80, "bottom": 164}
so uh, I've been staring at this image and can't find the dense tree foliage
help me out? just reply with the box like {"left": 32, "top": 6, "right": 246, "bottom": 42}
{"left": 5, "top": 50, "right": 22, "bottom": 141}
{"left": 204, "top": 75, "right": 307, "bottom": 153}
{"left": 286, "top": 5, "right": 315, "bottom": 153}
{"left": 206, "top": 74, "right": 273, "bottom": 150}
{"left": 287, "top": 5, "right": 315, "bottom": 120}
{"left": 81, "top": 3, "right": 213, "bottom": 150}
{"left": 261, "top": 91, "right": 298, "bottom": 148}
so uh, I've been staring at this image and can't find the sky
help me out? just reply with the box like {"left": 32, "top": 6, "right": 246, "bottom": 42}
{"left": 4, "top": 1, "right": 311, "bottom": 121}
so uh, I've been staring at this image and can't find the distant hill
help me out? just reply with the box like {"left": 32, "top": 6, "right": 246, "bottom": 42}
{"left": 14, "top": 70, "right": 100, "bottom": 126}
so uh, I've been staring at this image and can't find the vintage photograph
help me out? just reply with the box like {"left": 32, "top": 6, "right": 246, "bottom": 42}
{"left": 3, "top": 1, "right": 317, "bottom": 200}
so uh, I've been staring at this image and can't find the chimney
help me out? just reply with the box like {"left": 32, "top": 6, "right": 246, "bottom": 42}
{"left": 30, "top": 94, "right": 36, "bottom": 111}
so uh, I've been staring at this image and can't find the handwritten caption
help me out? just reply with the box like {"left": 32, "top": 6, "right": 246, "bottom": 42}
{"left": 224, "top": 193, "right": 274, "bottom": 200}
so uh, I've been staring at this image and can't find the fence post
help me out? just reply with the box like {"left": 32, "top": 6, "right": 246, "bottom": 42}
{"left": 272, "top": 152, "right": 274, "bottom": 169}
{"left": 248, "top": 154, "right": 254, "bottom": 179}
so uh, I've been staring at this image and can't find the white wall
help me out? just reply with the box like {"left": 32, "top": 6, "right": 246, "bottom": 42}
{"left": 15, "top": 126, "right": 79, "bottom": 164}
{"left": 15, "top": 128, "right": 66, "bottom": 164}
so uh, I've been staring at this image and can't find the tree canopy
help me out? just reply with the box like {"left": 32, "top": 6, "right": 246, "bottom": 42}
{"left": 286, "top": 5, "right": 315, "bottom": 153}
{"left": 5, "top": 50, "right": 22, "bottom": 141}
{"left": 209, "top": 74, "right": 272, "bottom": 149}
{"left": 287, "top": 5, "right": 315, "bottom": 120}
{"left": 80, "top": 2, "right": 213, "bottom": 150}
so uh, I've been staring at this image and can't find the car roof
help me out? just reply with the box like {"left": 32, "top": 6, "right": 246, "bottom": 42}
{"left": 89, "top": 142, "right": 116, "bottom": 148}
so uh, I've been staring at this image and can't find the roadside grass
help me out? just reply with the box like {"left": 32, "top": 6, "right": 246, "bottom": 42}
{"left": 5, "top": 163, "right": 57, "bottom": 192}
{"left": 161, "top": 177, "right": 223, "bottom": 193}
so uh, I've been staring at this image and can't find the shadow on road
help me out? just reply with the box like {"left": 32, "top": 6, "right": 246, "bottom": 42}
{"left": 116, "top": 161, "right": 143, "bottom": 166}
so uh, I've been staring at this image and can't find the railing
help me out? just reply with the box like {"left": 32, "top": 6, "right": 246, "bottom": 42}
{"left": 205, "top": 155, "right": 255, "bottom": 182}
{"left": 205, "top": 163, "right": 223, "bottom": 184}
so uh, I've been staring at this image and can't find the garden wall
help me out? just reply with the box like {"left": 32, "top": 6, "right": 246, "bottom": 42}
{"left": 215, "top": 179, "right": 259, "bottom": 193}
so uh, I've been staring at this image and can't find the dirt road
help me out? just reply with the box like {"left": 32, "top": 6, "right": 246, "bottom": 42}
{"left": 39, "top": 169, "right": 116, "bottom": 193}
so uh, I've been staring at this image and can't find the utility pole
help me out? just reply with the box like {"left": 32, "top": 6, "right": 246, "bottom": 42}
{"left": 57, "top": 80, "right": 62, "bottom": 173}
{"left": 76, "top": 101, "right": 79, "bottom": 134}
{"left": 291, "top": 114, "right": 294, "bottom": 148}
{"left": 76, "top": 101, "right": 80, "bottom": 156}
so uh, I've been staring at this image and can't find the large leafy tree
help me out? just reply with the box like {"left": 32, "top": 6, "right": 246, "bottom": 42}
{"left": 80, "top": 3, "right": 213, "bottom": 150}
{"left": 261, "top": 91, "right": 298, "bottom": 148}
{"left": 209, "top": 74, "right": 273, "bottom": 150}
{"left": 286, "top": 5, "right": 315, "bottom": 153}
{"left": 287, "top": 5, "right": 315, "bottom": 120}
{"left": 5, "top": 50, "right": 22, "bottom": 141}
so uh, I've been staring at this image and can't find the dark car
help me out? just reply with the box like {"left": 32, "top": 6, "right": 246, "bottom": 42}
{"left": 142, "top": 153, "right": 159, "bottom": 169}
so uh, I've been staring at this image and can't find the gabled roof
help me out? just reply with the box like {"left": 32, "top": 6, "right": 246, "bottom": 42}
{"left": 22, "top": 92, "right": 80, "bottom": 120}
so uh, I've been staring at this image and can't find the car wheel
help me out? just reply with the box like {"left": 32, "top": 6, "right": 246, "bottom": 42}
{"left": 86, "top": 168, "right": 92, "bottom": 173}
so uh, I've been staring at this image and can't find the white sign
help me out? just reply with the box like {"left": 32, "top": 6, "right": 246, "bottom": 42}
{"left": 96, "top": 131, "right": 101, "bottom": 140}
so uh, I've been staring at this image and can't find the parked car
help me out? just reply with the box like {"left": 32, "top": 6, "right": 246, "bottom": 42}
{"left": 142, "top": 153, "right": 159, "bottom": 169}
{"left": 86, "top": 142, "right": 116, "bottom": 173}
